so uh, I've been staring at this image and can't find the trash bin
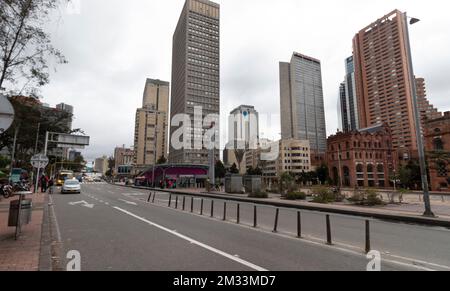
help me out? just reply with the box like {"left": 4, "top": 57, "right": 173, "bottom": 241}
{"left": 8, "top": 199, "right": 32, "bottom": 227}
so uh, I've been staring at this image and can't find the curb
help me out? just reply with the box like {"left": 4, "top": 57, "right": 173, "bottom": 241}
{"left": 110, "top": 183, "right": 450, "bottom": 228}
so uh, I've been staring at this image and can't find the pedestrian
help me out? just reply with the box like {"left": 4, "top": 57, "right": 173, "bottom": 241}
{"left": 40, "top": 174, "right": 48, "bottom": 193}
{"left": 48, "top": 177, "right": 54, "bottom": 194}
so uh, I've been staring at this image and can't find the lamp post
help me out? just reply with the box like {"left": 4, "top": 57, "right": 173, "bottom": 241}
{"left": 403, "top": 12, "right": 434, "bottom": 217}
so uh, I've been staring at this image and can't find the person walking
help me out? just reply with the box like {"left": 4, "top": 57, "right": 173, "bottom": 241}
{"left": 48, "top": 177, "right": 54, "bottom": 194}
{"left": 40, "top": 174, "right": 48, "bottom": 193}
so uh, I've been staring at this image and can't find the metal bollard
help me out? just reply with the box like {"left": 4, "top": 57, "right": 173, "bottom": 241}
{"left": 326, "top": 215, "right": 332, "bottom": 245}
{"left": 273, "top": 208, "right": 280, "bottom": 233}
{"left": 152, "top": 192, "right": 156, "bottom": 203}
{"left": 147, "top": 192, "right": 152, "bottom": 203}
{"left": 237, "top": 204, "right": 240, "bottom": 224}
{"left": 297, "top": 211, "right": 302, "bottom": 238}
{"left": 175, "top": 196, "right": 179, "bottom": 209}
{"left": 191, "top": 197, "right": 194, "bottom": 213}
{"left": 223, "top": 202, "right": 227, "bottom": 221}
{"left": 182, "top": 196, "right": 186, "bottom": 211}
{"left": 211, "top": 200, "right": 214, "bottom": 217}
{"left": 168, "top": 194, "right": 172, "bottom": 207}
{"left": 200, "top": 199, "right": 204, "bottom": 215}
{"left": 253, "top": 205, "right": 257, "bottom": 228}
{"left": 365, "top": 220, "right": 371, "bottom": 254}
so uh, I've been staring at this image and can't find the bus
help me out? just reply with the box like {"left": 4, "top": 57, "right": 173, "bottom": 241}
{"left": 56, "top": 170, "right": 74, "bottom": 186}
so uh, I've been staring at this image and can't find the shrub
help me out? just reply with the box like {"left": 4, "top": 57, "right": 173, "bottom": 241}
{"left": 311, "top": 187, "right": 335, "bottom": 204}
{"left": 349, "top": 189, "right": 385, "bottom": 206}
{"left": 248, "top": 191, "right": 268, "bottom": 199}
{"left": 285, "top": 192, "right": 307, "bottom": 200}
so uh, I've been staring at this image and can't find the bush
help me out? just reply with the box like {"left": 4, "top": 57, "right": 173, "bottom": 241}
{"left": 285, "top": 192, "right": 307, "bottom": 200}
{"left": 248, "top": 191, "right": 268, "bottom": 199}
{"left": 349, "top": 189, "right": 385, "bottom": 206}
{"left": 311, "top": 187, "right": 335, "bottom": 204}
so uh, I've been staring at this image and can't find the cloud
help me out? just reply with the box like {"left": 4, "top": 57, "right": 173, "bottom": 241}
{"left": 35, "top": 0, "right": 450, "bottom": 160}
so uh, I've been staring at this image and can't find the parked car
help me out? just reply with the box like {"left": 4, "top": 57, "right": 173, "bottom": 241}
{"left": 61, "top": 179, "right": 81, "bottom": 194}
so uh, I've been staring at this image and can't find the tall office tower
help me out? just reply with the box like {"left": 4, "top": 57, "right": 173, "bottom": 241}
{"left": 279, "top": 52, "right": 327, "bottom": 163}
{"left": 170, "top": 0, "right": 220, "bottom": 165}
{"left": 416, "top": 77, "right": 442, "bottom": 126}
{"left": 56, "top": 103, "right": 74, "bottom": 130}
{"left": 228, "top": 105, "right": 259, "bottom": 148}
{"left": 338, "top": 82, "right": 349, "bottom": 132}
{"left": 223, "top": 105, "right": 259, "bottom": 172}
{"left": 339, "top": 56, "right": 360, "bottom": 133}
{"left": 133, "top": 79, "right": 169, "bottom": 173}
{"left": 353, "top": 9, "right": 424, "bottom": 154}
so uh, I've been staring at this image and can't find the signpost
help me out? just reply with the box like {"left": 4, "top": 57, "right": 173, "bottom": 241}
{"left": 31, "top": 154, "right": 49, "bottom": 193}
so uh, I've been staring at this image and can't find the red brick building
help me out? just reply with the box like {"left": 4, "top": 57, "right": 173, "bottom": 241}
{"left": 425, "top": 112, "right": 450, "bottom": 191}
{"left": 327, "top": 124, "right": 396, "bottom": 188}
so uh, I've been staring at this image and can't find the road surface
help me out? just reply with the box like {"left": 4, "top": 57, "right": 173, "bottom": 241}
{"left": 47, "top": 183, "right": 450, "bottom": 271}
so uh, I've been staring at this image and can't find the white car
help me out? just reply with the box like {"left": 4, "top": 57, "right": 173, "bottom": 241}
{"left": 61, "top": 179, "right": 81, "bottom": 194}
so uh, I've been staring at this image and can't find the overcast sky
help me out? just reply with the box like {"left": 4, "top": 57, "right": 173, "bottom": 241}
{"left": 39, "top": 0, "right": 450, "bottom": 161}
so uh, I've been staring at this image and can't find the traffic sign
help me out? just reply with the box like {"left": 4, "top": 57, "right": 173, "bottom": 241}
{"left": 31, "top": 154, "right": 49, "bottom": 169}
{"left": 0, "top": 94, "right": 15, "bottom": 134}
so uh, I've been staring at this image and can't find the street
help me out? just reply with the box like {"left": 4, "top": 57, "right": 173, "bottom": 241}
{"left": 47, "top": 183, "right": 450, "bottom": 271}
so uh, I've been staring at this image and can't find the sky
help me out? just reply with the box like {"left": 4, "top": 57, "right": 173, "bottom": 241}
{"left": 37, "top": 0, "right": 450, "bottom": 161}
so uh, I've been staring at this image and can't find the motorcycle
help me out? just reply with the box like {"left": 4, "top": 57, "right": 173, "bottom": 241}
{"left": 0, "top": 184, "right": 13, "bottom": 198}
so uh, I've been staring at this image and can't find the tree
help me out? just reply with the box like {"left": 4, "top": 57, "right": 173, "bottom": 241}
{"left": 229, "top": 163, "right": 239, "bottom": 174}
{"left": 107, "top": 156, "right": 115, "bottom": 177}
{"left": 247, "top": 167, "right": 262, "bottom": 176}
{"left": 316, "top": 164, "right": 329, "bottom": 185}
{"left": 280, "top": 172, "right": 295, "bottom": 194}
{"left": 215, "top": 160, "right": 226, "bottom": 179}
{"left": 157, "top": 156, "right": 167, "bottom": 165}
{"left": 0, "top": 0, "right": 68, "bottom": 94}
{"left": 0, "top": 96, "right": 74, "bottom": 171}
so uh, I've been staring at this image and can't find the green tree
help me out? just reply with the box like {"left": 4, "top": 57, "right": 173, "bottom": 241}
{"left": 0, "top": 0, "right": 68, "bottom": 94}
{"left": 0, "top": 96, "right": 75, "bottom": 171}
{"left": 107, "top": 156, "right": 115, "bottom": 177}
{"left": 157, "top": 156, "right": 167, "bottom": 165}
{"left": 215, "top": 160, "right": 226, "bottom": 179}
{"left": 229, "top": 163, "right": 239, "bottom": 174}
{"left": 316, "top": 164, "right": 329, "bottom": 185}
{"left": 280, "top": 172, "right": 295, "bottom": 194}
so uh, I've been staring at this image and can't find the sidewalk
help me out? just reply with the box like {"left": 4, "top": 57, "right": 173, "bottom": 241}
{"left": 0, "top": 193, "right": 47, "bottom": 271}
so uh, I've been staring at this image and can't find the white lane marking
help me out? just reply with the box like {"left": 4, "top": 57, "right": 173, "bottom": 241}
{"left": 69, "top": 200, "right": 94, "bottom": 209}
{"left": 49, "top": 195, "right": 62, "bottom": 242}
{"left": 113, "top": 207, "right": 268, "bottom": 271}
{"left": 386, "top": 254, "right": 450, "bottom": 270}
{"left": 118, "top": 199, "right": 138, "bottom": 206}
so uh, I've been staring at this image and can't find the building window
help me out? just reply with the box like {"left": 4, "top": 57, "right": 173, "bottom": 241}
{"left": 437, "top": 161, "right": 448, "bottom": 177}
{"left": 434, "top": 138, "right": 444, "bottom": 151}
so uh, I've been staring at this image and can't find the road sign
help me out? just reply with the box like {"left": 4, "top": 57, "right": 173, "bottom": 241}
{"left": 0, "top": 94, "right": 15, "bottom": 134}
{"left": 31, "top": 154, "right": 49, "bottom": 169}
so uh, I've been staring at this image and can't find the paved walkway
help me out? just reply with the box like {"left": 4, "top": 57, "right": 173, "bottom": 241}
{"left": 137, "top": 186, "right": 450, "bottom": 220}
{"left": 0, "top": 193, "right": 46, "bottom": 271}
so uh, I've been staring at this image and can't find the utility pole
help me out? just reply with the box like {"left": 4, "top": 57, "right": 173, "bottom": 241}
{"left": 403, "top": 12, "right": 434, "bottom": 217}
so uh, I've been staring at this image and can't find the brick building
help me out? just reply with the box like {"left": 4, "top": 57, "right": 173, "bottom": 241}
{"left": 327, "top": 124, "right": 396, "bottom": 188}
{"left": 425, "top": 112, "right": 450, "bottom": 191}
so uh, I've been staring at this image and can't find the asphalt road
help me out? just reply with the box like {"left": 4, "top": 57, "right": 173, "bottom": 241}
{"left": 48, "top": 183, "right": 450, "bottom": 271}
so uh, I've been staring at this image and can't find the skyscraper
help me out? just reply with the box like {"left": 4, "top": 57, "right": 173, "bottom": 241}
{"left": 170, "top": 0, "right": 220, "bottom": 165}
{"left": 279, "top": 52, "right": 327, "bottom": 164}
{"left": 133, "top": 79, "right": 169, "bottom": 174}
{"left": 339, "top": 56, "right": 360, "bottom": 133}
{"left": 353, "top": 10, "right": 423, "bottom": 154}
{"left": 223, "top": 105, "right": 259, "bottom": 173}
{"left": 416, "top": 77, "right": 442, "bottom": 127}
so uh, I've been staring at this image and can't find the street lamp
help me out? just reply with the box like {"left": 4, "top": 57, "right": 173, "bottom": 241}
{"left": 403, "top": 12, "right": 434, "bottom": 217}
